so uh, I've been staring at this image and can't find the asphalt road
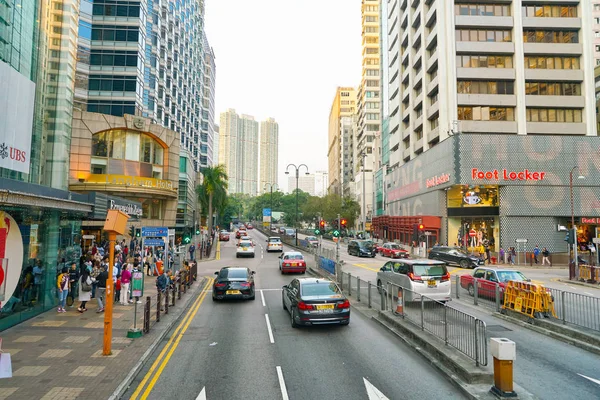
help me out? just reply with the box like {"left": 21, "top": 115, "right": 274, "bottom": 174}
{"left": 123, "top": 229, "right": 465, "bottom": 400}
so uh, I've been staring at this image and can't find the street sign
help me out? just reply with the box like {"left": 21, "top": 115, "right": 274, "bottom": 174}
{"left": 515, "top": 239, "right": 528, "bottom": 243}
{"left": 424, "top": 231, "right": 432, "bottom": 236}
{"left": 263, "top": 208, "right": 272, "bottom": 217}
{"left": 593, "top": 238, "right": 600, "bottom": 244}
{"left": 82, "top": 235, "right": 95, "bottom": 239}
{"left": 141, "top": 227, "right": 168, "bottom": 237}
{"left": 144, "top": 238, "right": 165, "bottom": 246}
{"left": 131, "top": 271, "right": 144, "bottom": 297}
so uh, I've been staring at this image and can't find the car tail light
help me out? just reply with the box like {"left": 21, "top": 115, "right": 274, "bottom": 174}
{"left": 241, "top": 282, "right": 251, "bottom": 287}
{"left": 337, "top": 300, "right": 350, "bottom": 309}
{"left": 301, "top": 262, "right": 306, "bottom": 267}
{"left": 215, "top": 282, "right": 226, "bottom": 288}
{"left": 441, "top": 272, "right": 450, "bottom": 282}
{"left": 408, "top": 272, "right": 422, "bottom": 282}
{"left": 297, "top": 301, "right": 314, "bottom": 310}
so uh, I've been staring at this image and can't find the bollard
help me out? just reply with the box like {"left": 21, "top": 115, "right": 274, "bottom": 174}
{"left": 178, "top": 284, "right": 182, "bottom": 300}
{"left": 455, "top": 275, "right": 460, "bottom": 299}
{"left": 172, "top": 285, "right": 176, "bottom": 306}
{"left": 368, "top": 281, "right": 372, "bottom": 308}
{"left": 348, "top": 273, "right": 352, "bottom": 297}
{"left": 165, "top": 286, "right": 169, "bottom": 314}
{"left": 380, "top": 286, "right": 386, "bottom": 311}
{"left": 489, "top": 338, "right": 517, "bottom": 398}
{"left": 474, "top": 280, "right": 479, "bottom": 306}
{"left": 561, "top": 291, "right": 566, "bottom": 325}
{"left": 143, "top": 296, "right": 151, "bottom": 333}
{"left": 357, "top": 277, "right": 361, "bottom": 302}
{"left": 156, "top": 292, "right": 161, "bottom": 322}
{"left": 443, "top": 306, "right": 448, "bottom": 345}
{"left": 495, "top": 283, "right": 501, "bottom": 312}
{"left": 420, "top": 295, "right": 425, "bottom": 330}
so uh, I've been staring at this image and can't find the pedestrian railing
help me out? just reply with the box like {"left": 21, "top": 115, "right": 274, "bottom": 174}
{"left": 546, "top": 287, "right": 600, "bottom": 332}
{"left": 340, "top": 271, "right": 488, "bottom": 366}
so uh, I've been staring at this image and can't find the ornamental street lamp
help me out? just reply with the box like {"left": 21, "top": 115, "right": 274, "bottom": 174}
{"left": 570, "top": 166, "right": 585, "bottom": 280}
{"left": 264, "top": 183, "right": 278, "bottom": 232}
{"left": 285, "top": 163, "right": 309, "bottom": 246}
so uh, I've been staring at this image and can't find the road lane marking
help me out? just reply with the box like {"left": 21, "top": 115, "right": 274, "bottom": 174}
{"left": 276, "top": 366, "right": 289, "bottom": 400}
{"left": 257, "top": 288, "right": 283, "bottom": 291}
{"left": 216, "top": 241, "right": 221, "bottom": 260}
{"left": 364, "top": 377, "right": 389, "bottom": 400}
{"left": 449, "top": 268, "right": 467, "bottom": 275}
{"left": 195, "top": 387, "right": 206, "bottom": 400}
{"left": 265, "top": 314, "right": 275, "bottom": 343}
{"left": 130, "top": 277, "right": 213, "bottom": 400}
{"left": 352, "top": 263, "right": 379, "bottom": 272}
{"left": 578, "top": 373, "right": 600, "bottom": 386}
{"left": 260, "top": 290, "right": 266, "bottom": 307}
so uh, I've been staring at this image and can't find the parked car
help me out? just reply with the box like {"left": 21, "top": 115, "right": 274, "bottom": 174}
{"left": 279, "top": 251, "right": 306, "bottom": 274}
{"left": 374, "top": 243, "right": 385, "bottom": 255}
{"left": 428, "top": 246, "right": 484, "bottom": 269}
{"left": 266, "top": 237, "right": 283, "bottom": 252}
{"left": 219, "top": 231, "right": 230, "bottom": 241}
{"left": 236, "top": 240, "right": 255, "bottom": 258}
{"left": 380, "top": 242, "right": 409, "bottom": 259}
{"left": 305, "top": 236, "right": 319, "bottom": 247}
{"left": 282, "top": 278, "right": 350, "bottom": 327}
{"left": 212, "top": 267, "right": 255, "bottom": 301}
{"left": 376, "top": 259, "right": 451, "bottom": 303}
{"left": 347, "top": 240, "right": 376, "bottom": 257}
{"left": 460, "top": 267, "right": 530, "bottom": 300}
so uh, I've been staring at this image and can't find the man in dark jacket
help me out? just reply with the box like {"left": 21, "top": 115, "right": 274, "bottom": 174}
{"left": 68, "top": 262, "right": 80, "bottom": 307}
{"left": 95, "top": 266, "right": 109, "bottom": 312}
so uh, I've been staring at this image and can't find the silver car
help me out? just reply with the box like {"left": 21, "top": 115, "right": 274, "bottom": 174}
{"left": 376, "top": 259, "right": 451, "bottom": 303}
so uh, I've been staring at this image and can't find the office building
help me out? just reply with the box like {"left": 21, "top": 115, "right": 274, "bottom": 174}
{"left": 341, "top": 116, "right": 357, "bottom": 198}
{"left": 594, "top": 1, "right": 600, "bottom": 65}
{"left": 259, "top": 118, "right": 279, "bottom": 192}
{"left": 373, "top": 0, "right": 598, "bottom": 255}
{"left": 203, "top": 38, "right": 217, "bottom": 168}
{"left": 288, "top": 174, "right": 316, "bottom": 196}
{"left": 314, "top": 170, "right": 329, "bottom": 197}
{"left": 327, "top": 87, "right": 357, "bottom": 195}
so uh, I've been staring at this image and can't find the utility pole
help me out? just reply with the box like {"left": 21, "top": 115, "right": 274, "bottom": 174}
{"left": 336, "top": 213, "right": 341, "bottom": 281}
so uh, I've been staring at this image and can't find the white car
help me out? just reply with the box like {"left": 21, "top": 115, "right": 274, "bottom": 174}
{"left": 236, "top": 240, "right": 255, "bottom": 258}
{"left": 376, "top": 259, "right": 451, "bottom": 303}
{"left": 266, "top": 237, "right": 283, "bottom": 252}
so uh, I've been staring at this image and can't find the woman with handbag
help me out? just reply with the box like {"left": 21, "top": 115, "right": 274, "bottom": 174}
{"left": 78, "top": 268, "right": 93, "bottom": 313}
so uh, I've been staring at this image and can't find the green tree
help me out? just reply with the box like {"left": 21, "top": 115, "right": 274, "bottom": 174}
{"left": 196, "top": 165, "right": 228, "bottom": 234}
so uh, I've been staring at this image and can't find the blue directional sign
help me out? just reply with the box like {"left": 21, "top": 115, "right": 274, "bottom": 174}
{"left": 141, "top": 226, "right": 168, "bottom": 237}
{"left": 263, "top": 208, "right": 272, "bottom": 217}
{"left": 144, "top": 238, "right": 165, "bottom": 247}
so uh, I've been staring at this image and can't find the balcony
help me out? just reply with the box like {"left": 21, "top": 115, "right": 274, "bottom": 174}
{"left": 414, "top": 115, "right": 423, "bottom": 131}
{"left": 402, "top": 107, "right": 410, "bottom": 122}
{"left": 427, "top": 126, "right": 440, "bottom": 143}
{"left": 427, "top": 75, "right": 439, "bottom": 96}
{"left": 425, "top": 5, "right": 436, "bottom": 28}
{"left": 455, "top": 15, "right": 513, "bottom": 29}
{"left": 403, "top": 148, "right": 411, "bottom": 161}
{"left": 426, "top": 51, "right": 438, "bottom": 73}
{"left": 414, "top": 138, "right": 424, "bottom": 153}
{"left": 427, "top": 101, "right": 439, "bottom": 119}
{"left": 425, "top": 28, "right": 437, "bottom": 51}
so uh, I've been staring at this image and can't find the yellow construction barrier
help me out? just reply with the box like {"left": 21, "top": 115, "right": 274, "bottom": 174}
{"left": 579, "top": 265, "right": 592, "bottom": 281}
{"left": 502, "top": 281, "right": 555, "bottom": 318}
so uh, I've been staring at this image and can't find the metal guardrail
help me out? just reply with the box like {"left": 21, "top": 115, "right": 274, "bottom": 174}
{"left": 342, "top": 271, "right": 487, "bottom": 366}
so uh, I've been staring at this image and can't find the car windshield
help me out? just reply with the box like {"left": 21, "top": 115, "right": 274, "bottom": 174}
{"left": 389, "top": 244, "right": 400, "bottom": 249}
{"left": 358, "top": 241, "right": 373, "bottom": 249}
{"left": 497, "top": 271, "right": 528, "bottom": 283}
{"left": 240, "top": 241, "right": 252, "bottom": 247}
{"left": 301, "top": 282, "right": 340, "bottom": 296}
{"left": 306, "top": 236, "right": 317, "bottom": 241}
{"left": 448, "top": 249, "right": 467, "bottom": 256}
{"left": 286, "top": 254, "right": 303, "bottom": 260}
{"left": 413, "top": 264, "right": 446, "bottom": 277}
{"left": 269, "top": 238, "right": 281, "bottom": 243}
{"left": 219, "top": 269, "right": 247, "bottom": 279}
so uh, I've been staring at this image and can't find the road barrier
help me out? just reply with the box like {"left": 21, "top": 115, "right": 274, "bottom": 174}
{"left": 547, "top": 287, "right": 600, "bottom": 332}
{"left": 502, "top": 281, "right": 555, "bottom": 319}
{"left": 578, "top": 265, "right": 599, "bottom": 283}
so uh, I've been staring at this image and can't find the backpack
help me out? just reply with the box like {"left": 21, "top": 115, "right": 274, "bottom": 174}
{"left": 81, "top": 276, "right": 92, "bottom": 292}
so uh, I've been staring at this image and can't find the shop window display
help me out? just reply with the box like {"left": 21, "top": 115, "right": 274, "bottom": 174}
{"left": 447, "top": 185, "right": 498, "bottom": 208}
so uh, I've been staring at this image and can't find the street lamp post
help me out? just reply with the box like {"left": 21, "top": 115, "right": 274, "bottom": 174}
{"left": 285, "top": 163, "right": 309, "bottom": 246}
{"left": 264, "top": 183, "right": 278, "bottom": 232}
{"left": 570, "top": 166, "right": 585, "bottom": 280}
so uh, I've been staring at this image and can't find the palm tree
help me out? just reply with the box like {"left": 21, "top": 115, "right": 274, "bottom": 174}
{"left": 197, "top": 165, "right": 228, "bottom": 234}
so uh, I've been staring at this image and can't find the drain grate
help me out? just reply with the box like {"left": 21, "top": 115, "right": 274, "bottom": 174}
{"left": 486, "top": 324, "right": 512, "bottom": 332}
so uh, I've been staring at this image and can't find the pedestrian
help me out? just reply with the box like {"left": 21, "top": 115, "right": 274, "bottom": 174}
{"left": 56, "top": 267, "right": 70, "bottom": 313}
{"left": 510, "top": 247, "right": 516, "bottom": 265}
{"left": 144, "top": 256, "right": 152, "bottom": 276}
{"left": 33, "top": 260, "right": 43, "bottom": 301}
{"left": 78, "top": 268, "right": 93, "bottom": 313}
{"left": 120, "top": 263, "right": 132, "bottom": 306}
{"left": 20, "top": 266, "right": 33, "bottom": 306}
{"left": 499, "top": 248, "right": 505, "bottom": 264}
{"left": 68, "top": 262, "right": 80, "bottom": 307}
{"left": 156, "top": 270, "right": 168, "bottom": 311}
{"left": 188, "top": 244, "right": 195, "bottom": 261}
{"left": 533, "top": 245, "right": 540, "bottom": 264}
{"left": 114, "top": 273, "right": 121, "bottom": 303}
{"left": 485, "top": 243, "right": 491, "bottom": 265}
{"left": 96, "top": 266, "right": 108, "bottom": 313}
{"left": 542, "top": 247, "right": 551, "bottom": 266}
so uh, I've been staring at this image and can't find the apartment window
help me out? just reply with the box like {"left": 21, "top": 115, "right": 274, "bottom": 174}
{"left": 415, "top": 129, "right": 423, "bottom": 141}
{"left": 525, "top": 82, "right": 581, "bottom": 96}
{"left": 90, "top": 50, "right": 138, "bottom": 67}
{"left": 366, "top": 26, "right": 378, "bottom": 33}
{"left": 88, "top": 75, "right": 137, "bottom": 92}
{"left": 366, "top": 113, "right": 379, "bottom": 120}
{"left": 522, "top": 6, "right": 576, "bottom": 18}
{"left": 429, "top": 91, "right": 439, "bottom": 105}
{"left": 456, "top": 29, "right": 512, "bottom": 42}
{"left": 365, "top": 16, "right": 379, "bottom": 22}
{"left": 457, "top": 106, "right": 515, "bottom": 121}
{"left": 524, "top": 56, "right": 579, "bottom": 69}
{"left": 526, "top": 108, "right": 582, "bottom": 123}
{"left": 92, "top": 25, "right": 140, "bottom": 42}
{"left": 92, "top": 0, "right": 140, "bottom": 17}
{"left": 457, "top": 80, "right": 514, "bottom": 95}
{"left": 415, "top": 106, "right": 423, "bottom": 118}
{"left": 366, "top": 69, "right": 380, "bottom": 76}
{"left": 523, "top": 30, "right": 578, "bottom": 43}
{"left": 456, "top": 55, "right": 513, "bottom": 68}
{"left": 430, "top": 118, "right": 439, "bottom": 130}
{"left": 366, "top": 48, "right": 379, "bottom": 54}
{"left": 366, "top": 80, "right": 379, "bottom": 87}
{"left": 455, "top": 4, "right": 510, "bottom": 16}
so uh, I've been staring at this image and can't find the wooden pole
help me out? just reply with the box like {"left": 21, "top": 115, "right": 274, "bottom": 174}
{"left": 103, "top": 231, "right": 116, "bottom": 355}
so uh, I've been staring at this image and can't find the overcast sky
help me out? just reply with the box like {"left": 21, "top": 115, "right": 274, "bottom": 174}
{"left": 204, "top": 0, "right": 362, "bottom": 193}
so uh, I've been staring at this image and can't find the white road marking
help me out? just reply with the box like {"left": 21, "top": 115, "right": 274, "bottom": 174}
{"left": 195, "top": 387, "right": 206, "bottom": 400}
{"left": 209, "top": 342, "right": 217, "bottom": 346}
{"left": 578, "top": 373, "right": 600, "bottom": 386}
{"left": 257, "top": 288, "right": 283, "bottom": 291}
{"left": 260, "top": 290, "right": 266, "bottom": 307}
{"left": 364, "top": 377, "right": 389, "bottom": 400}
{"left": 583, "top": 292, "right": 594, "bottom": 296}
{"left": 265, "top": 314, "right": 275, "bottom": 343}
{"left": 276, "top": 366, "right": 290, "bottom": 400}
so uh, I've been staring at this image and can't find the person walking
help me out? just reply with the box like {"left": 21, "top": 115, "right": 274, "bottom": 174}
{"left": 57, "top": 267, "right": 70, "bottom": 313}
{"left": 533, "top": 245, "right": 540, "bottom": 264}
{"left": 96, "top": 266, "right": 108, "bottom": 313}
{"left": 188, "top": 244, "right": 195, "bottom": 261}
{"left": 78, "top": 269, "right": 92, "bottom": 313}
{"left": 542, "top": 247, "right": 551, "bottom": 266}
{"left": 120, "top": 263, "right": 132, "bottom": 306}
{"left": 156, "top": 270, "right": 169, "bottom": 311}
{"left": 68, "top": 262, "right": 80, "bottom": 307}
{"left": 510, "top": 247, "right": 516, "bottom": 265}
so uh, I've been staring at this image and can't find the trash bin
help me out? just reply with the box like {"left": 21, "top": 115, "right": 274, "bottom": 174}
{"left": 490, "top": 256, "right": 497, "bottom": 265}
{"left": 155, "top": 260, "right": 164, "bottom": 276}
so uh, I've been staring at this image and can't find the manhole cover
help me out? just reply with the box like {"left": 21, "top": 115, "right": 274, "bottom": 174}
{"left": 486, "top": 324, "right": 512, "bottom": 332}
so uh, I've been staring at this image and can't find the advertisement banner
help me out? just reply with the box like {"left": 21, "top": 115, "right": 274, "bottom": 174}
{"left": 131, "top": 271, "right": 144, "bottom": 297}
{"left": 0, "top": 211, "right": 24, "bottom": 304}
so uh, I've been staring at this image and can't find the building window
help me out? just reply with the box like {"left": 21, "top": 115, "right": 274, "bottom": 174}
{"left": 524, "top": 56, "right": 579, "bottom": 69}
{"left": 457, "top": 106, "right": 515, "bottom": 121}
{"left": 526, "top": 108, "right": 582, "bottom": 122}
{"left": 457, "top": 80, "right": 514, "bottom": 95}
{"left": 430, "top": 118, "right": 439, "bottom": 130}
{"left": 525, "top": 82, "right": 581, "bottom": 96}
{"left": 522, "top": 6, "right": 576, "bottom": 18}
{"left": 522, "top": 30, "right": 578, "bottom": 43}
{"left": 455, "top": 4, "right": 510, "bottom": 16}
{"left": 91, "top": 25, "right": 140, "bottom": 42}
{"left": 456, "top": 29, "right": 512, "bottom": 42}
{"left": 456, "top": 55, "right": 513, "bottom": 68}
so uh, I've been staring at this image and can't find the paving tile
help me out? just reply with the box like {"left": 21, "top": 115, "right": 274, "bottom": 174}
{"left": 39, "top": 349, "right": 72, "bottom": 358}
{"left": 32, "top": 320, "right": 67, "bottom": 327}
{"left": 91, "top": 349, "right": 121, "bottom": 358}
{"left": 69, "top": 366, "right": 105, "bottom": 377}
{"left": 62, "top": 336, "right": 91, "bottom": 344}
{"left": 13, "top": 366, "right": 50, "bottom": 376}
{"left": 84, "top": 322, "right": 104, "bottom": 329}
{"left": 0, "top": 388, "right": 19, "bottom": 399}
{"left": 40, "top": 387, "right": 84, "bottom": 400}
{"left": 13, "top": 335, "right": 45, "bottom": 343}
{"left": 1, "top": 349, "right": 22, "bottom": 356}
{"left": 111, "top": 337, "right": 133, "bottom": 344}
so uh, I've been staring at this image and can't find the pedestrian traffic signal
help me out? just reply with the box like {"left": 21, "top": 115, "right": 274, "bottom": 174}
{"left": 129, "top": 225, "right": 135, "bottom": 237}
{"left": 183, "top": 235, "right": 191, "bottom": 244}
{"left": 314, "top": 229, "right": 321, "bottom": 235}
{"left": 135, "top": 228, "right": 141, "bottom": 237}
{"left": 195, "top": 224, "right": 200, "bottom": 235}
{"left": 418, "top": 224, "right": 424, "bottom": 231}
{"left": 333, "top": 229, "right": 340, "bottom": 237}
{"left": 341, "top": 219, "right": 347, "bottom": 228}
{"left": 565, "top": 228, "right": 575, "bottom": 244}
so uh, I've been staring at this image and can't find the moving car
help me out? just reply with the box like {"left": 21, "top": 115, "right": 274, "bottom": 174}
{"left": 285, "top": 228, "right": 296, "bottom": 238}
{"left": 376, "top": 259, "right": 451, "bottom": 303}
{"left": 219, "top": 230, "right": 230, "bottom": 241}
{"left": 305, "top": 236, "right": 319, "bottom": 247}
{"left": 235, "top": 227, "right": 247, "bottom": 239}
{"left": 282, "top": 278, "right": 350, "bottom": 327}
{"left": 247, "top": 223, "right": 254, "bottom": 230}
{"left": 278, "top": 227, "right": 287, "bottom": 234}
{"left": 212, "top": 267, "right": 255, "bottom": 301}
{"left": 460, "top": 267, "right": 530, "bottom": 299}
{"left": 236, "top": 240, "right": 255, "bottom": 258}
{"left": 380, "top": 242, "right": 409, "bottom": 259}
{"left": 266, "top": 237, "right": 283, "bottom": 252}
{"left": 428, "top": 246, "right": 484, "bottom": 269}
{"left": 347, "top": 240, "right": 376, "bottom": 257}
{"left": 279, "top": 251, "right": 307, "bottom": 274}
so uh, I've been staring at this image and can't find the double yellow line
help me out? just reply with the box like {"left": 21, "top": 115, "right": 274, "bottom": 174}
{"left": 130, "top": 277, "right": 213, "bottom": 399}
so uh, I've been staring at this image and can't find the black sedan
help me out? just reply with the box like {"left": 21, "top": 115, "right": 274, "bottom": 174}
{"left": 428, "top": 246, "right": 484, "bottom": 269}
{"left": 282, "top": 278, "right": 350, "bottom": 327}
{"left": 212, "top": 267, "right": 256, "bottom": 301}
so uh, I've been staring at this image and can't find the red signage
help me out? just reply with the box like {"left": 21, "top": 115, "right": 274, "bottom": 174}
{"left": 469, "top": 229, "right": 476, "bottom": 237}
{"left": 426, "top": 173, "right": 450, "bottom": 188}
{"left": 471, "top": 168, "right": 546, "bottom": 181}
{"left": 581, "top": 218, "right": 600, "bottom": 224}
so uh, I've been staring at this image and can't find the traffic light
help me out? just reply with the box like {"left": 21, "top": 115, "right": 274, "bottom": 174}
{"left": 314, "top": 228, "right": 321, "bottom": 235}
{"left": 135, "top": 228, "right": 141, "bottom": 237}
{"left": 565, "top": 228, "right": 575, "bottom": 244}
{"left": 195, "top": 224, "right": 200, "bottom": 235}
{"left": 412, "top": 224, "right": 419, "bottom": 242}
{"left": 129, "top": 225, "right": 135, "bottom": 237}
{"left": 320, "top": 220, "right": 325, "bottom": 229}
{"left": 183, "top": 236, "right": 191, "bottom": 244}
{"left": 418, "top": 224, "right": 424, "bottom": 231}
{"left": 333, "top": 229, "right": 340, "bottom": 237}
{"left": 341, "top": 219, "right": 347, "bottom": 228}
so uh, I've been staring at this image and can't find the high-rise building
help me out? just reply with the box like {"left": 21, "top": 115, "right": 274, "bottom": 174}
{"left": 593, "top": 2, "right": 600, "bottom": 65}
{"left": 372, "top": 0, "right": 599, "bottom": 254}
{"left": 314, "top": 170, "right": 329, "bottom": 197}
{"left": 218, "top": 109, "right": 259, "bottom": 195}
{"left": 213, "top": 124, "right": 220, "bottom": 167}
{"left": 327, "top": 87, "right": 357, "bottom": 195}
{"left": 203, "top": 38, "right": 217, "bottom": 168}
{"left": 341, "top": 115, "right": 357, "bottom": 198}
{"left": 288, "top": 174, "right": 316, "bottom": 196}
{"left": 259, "top": 118, "right": 279, "bottom": 192}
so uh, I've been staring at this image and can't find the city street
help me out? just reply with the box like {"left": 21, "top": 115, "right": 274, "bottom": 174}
{"left": 124, "top": 230, "right": 465, "bottom": 400}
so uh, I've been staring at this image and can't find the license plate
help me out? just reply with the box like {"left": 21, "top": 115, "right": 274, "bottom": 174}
{"left": 291, "top": 262, "right": 297, "bottom": 266}
{"left": 317, "top": 309, "right": 334, "bottom": 314}
{"left": 242, "top": 247, "right": 247, "bottom": 251}
{"left": 428, "top": 279, "right": 437, "bottom": 288}
{"left": 316, "top": 304, "right": 334, "bottom": 310}
{"left": 226, "top": 290, "right": 241, "bottom": 295}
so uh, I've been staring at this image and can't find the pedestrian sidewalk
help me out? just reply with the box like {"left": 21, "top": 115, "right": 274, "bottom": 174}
{"left": 0, "top": 270, "right": 210, "bottom": 400}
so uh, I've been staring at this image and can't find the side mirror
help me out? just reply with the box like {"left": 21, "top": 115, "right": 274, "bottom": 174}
{"left": 214, "top": 271, "right": 218, "bottom": 275}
